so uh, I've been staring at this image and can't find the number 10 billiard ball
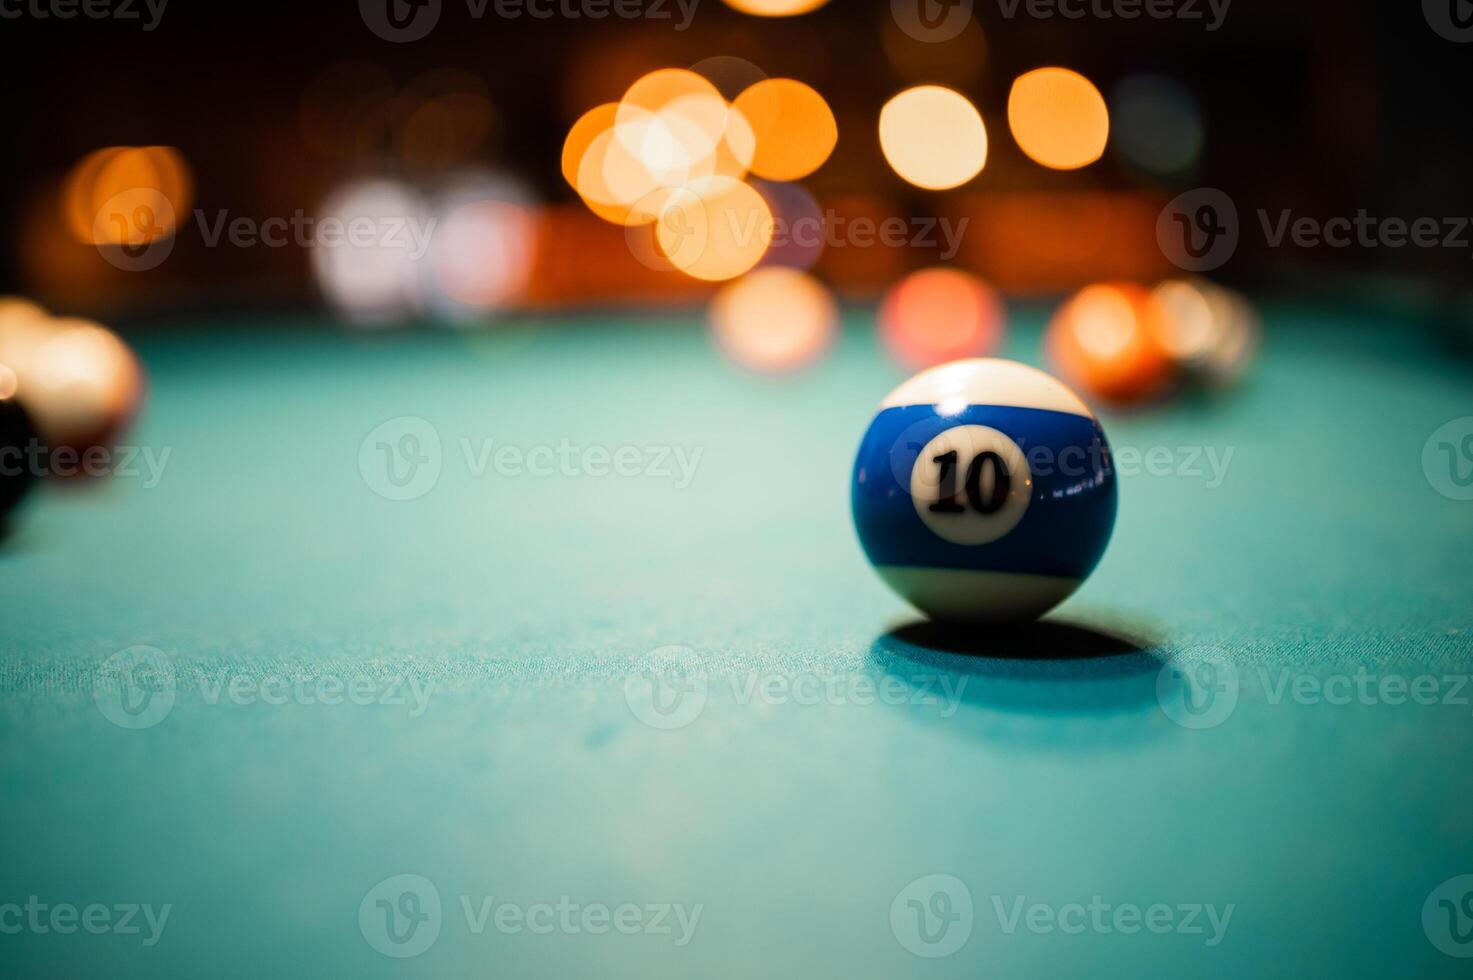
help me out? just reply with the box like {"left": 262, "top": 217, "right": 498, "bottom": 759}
{"left": 851, "top": 358, "right": 1117, "bottom": 623}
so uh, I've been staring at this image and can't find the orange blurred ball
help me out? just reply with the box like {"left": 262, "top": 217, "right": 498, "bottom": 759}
{"left": 878, "top": 268, "right": 1005, "bottom": 369}
{"left": 1046, "top": 283, "right": 1173, "bottom": 405}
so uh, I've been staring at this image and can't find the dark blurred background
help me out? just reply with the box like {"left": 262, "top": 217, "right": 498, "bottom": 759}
{"left": 0, "top": 0, "right": 1467, "bottom": 323}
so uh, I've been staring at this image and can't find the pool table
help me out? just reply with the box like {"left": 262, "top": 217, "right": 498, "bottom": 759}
{"left": 2, "top": 303, "right": 1471, "bottom": 977}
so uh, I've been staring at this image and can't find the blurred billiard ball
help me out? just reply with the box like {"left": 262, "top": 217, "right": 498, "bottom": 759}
{"left": 0, "top": 380, "right": 41, "bottom": 526}
{"left": 1149, "top": 279, "right": 1260, "bottom": 390}
{"left": 1046, "top": 282, "right": 1174, "bottom": 406}
{"left": 851, "top": 358, "right": 1117, "bottom": 623}
{"left": 13, "top": 318, "right": 144, "bottom": 465}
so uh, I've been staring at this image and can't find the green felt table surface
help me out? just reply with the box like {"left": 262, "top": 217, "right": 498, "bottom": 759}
{"left": 2, "top": 306, "right": 1471, "bottom": 977}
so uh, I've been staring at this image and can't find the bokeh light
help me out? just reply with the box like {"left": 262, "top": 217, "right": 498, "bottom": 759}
{"left": 720, "top": 0, "right": 829, "bottom": 15}
{"left": 619, "top": 69, "right": 724, "bottom": 125}
{"left": 1046, "top": 282, "right": 1173, "bottom": 405}
{"left": 709, "top": 267, "right": 837, "bottom": 372}
{"left": 878, "top": 87, "right": 987, "bottom": 190}
{"left": 569, "top": 69, "right": 762, "bottom": 230}
{"left": 574, "top": 120, "right": 660, "bottom": 225}
{"left": 63, "top": 146, "right": 193, "bottom": 245}
{"left": 20, "top": 318, "right": 144, "bottom": 449}
{"left": 733, "top": 78, "right": 838, "bottom": 181}
{"left": 1008, "top": 68, "right": 1110, "bottom": 170}
{"left": 311, "top": 178, "right": 430, "bottom": 326}
{"left": 655, "top": 176, "right": 774, "bottom": 281}
{"left": 425, "top": 173, "right": 539, "bottom": 324}
{"left": 1112, "top": 74, "right": 1204, "bottom": 176}
{"left": 878, "top": 268, "right": 1006, "bottom": 369}
{"left": 562, "top": 103, "right": 620, "bottom": 189}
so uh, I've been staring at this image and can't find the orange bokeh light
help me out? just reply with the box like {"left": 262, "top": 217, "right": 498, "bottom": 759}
{"left": 655, "top": 176, "right": 774, "bottom": 282}
{"left": 720, "top": 0, "right": 830, "bottom": 15}
{"left": 732, "top": 79, "right": 838, "bottom": 181}
{"left": 1008, "top": 68, "right": 1110, "bottom": 170}
{"left": 878, "top": 268, "right": 1006, "bottom": 369}
{"left": 563, "top": 103, "right": 620, "bottom": 189}
{"left": 62, "top": 146, "right": 193, "bottom": 246}
{"left": 1046, "top": 282, "right": 1173, "bottom": 405}
{"left": 709, "top": 267, "right": 837, "bottom": 372}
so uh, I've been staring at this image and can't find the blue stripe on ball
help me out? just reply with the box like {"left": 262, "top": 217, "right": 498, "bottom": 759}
{"left": 852, "top": 403, "right": 1118, "bottom": 579}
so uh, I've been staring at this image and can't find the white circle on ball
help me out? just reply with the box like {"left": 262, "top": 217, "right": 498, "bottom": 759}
{"left": 911, "top": 425, "right": 1031, "bottom": 545}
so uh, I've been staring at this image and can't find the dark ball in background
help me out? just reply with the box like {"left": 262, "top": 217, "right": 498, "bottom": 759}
{"left": 0, "top": 397, "right": 42, "bottom": 527}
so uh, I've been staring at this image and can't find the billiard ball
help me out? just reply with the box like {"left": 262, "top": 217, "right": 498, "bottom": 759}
{"left": 851, "top": 358, "right": 1117, "bottom": 623}
{"left": 0, "top": 383, "right": 41, "bottom": 526}
{"left": 0, "top": 298, "right": 55, "bottom": 379}
{"left": 13, "top": 318, "right": 144, "bottom": 460}
{"left": 1148, "top": 279, "right": 1259, "bottom": 390}
{"left": 1046, "top": 282, "right": 1174, "bottom": 406}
